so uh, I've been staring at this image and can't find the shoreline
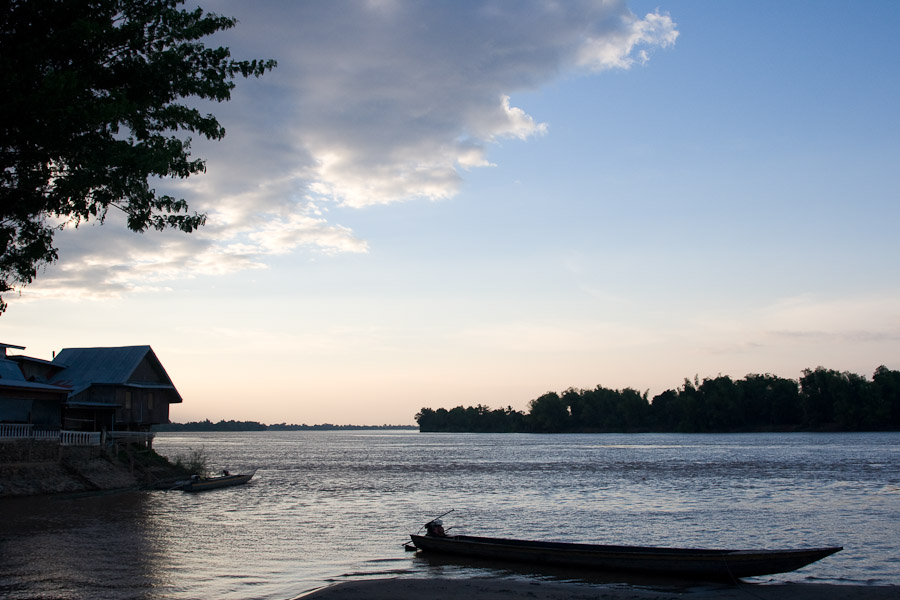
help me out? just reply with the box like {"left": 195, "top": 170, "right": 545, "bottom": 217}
{"left": 0, "top": 443, "right": 185, "bottom": 498}
{"left": 298, "top": 577, "right": 899, "bottom": 600}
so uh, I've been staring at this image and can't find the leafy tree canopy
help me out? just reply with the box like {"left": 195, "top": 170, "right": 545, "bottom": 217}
{"left": 0, "top": 0, "right": 276, "bottom": 312}
{"left": 416, "top": 366, "right": 900, "bottom": 433}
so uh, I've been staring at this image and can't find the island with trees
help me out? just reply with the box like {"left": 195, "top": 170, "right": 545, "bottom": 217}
{"left": 416, "top": 366, "right": 900, "bottom": 433}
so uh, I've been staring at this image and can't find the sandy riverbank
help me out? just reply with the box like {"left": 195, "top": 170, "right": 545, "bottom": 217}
{"left": 298, "top": 577, "right": 898, "bottom": 600}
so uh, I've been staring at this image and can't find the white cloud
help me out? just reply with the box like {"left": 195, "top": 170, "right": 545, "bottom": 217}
{"left": 23, "top": 1, "right": 678, "bottom": 299}
{"left": 21, "top": 204, "right": 366, "bottom": 302}
{"left": 577, "top": 9, "right": 679, "bottom": 70}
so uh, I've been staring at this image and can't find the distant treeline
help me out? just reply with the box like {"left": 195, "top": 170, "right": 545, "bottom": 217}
{"left": 416, "top": 366, "right": 900, "bottom": 433}
{"left": 153, "top": 420, "right": 417, "bottom": 432}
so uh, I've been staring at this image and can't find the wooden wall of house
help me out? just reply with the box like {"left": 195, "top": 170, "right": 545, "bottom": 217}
{"left": 74, "top": 386, "right": 117, "bottom": 404}
{"left": 114, "top": 387, "right": 171, "bottom": 429}
{"left": 63, "top": 406, "right": 114, "bottom": 432}
{"left": 130, "top": 357, "right": 166, "bottom": 384}
{"left": 67, "top": 385, "right": 170, "bottom": 430}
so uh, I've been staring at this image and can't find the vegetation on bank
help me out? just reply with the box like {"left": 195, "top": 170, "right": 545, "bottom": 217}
{"left": 416, "top": 366, "right": 900, "bottom": 433}
{"left": 153, "top": 420, "right": 417, "bottom": 432}
{"left": 169, "top": 447, "right": 209, "bottom": 476}
{"left": 114, "top": 443, "right": 201, "bottom": 479}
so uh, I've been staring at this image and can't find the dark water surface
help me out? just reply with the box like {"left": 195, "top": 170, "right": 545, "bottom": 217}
{"left": 1, "top": 431, "right": 898, "bottom": 599}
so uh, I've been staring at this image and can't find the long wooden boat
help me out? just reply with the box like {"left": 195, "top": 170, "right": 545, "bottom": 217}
{"left": 180, "top": 469, "right": 256, "bottom": 492}
{"left": 409, "top": 534, "right": 841, "bottom": 580}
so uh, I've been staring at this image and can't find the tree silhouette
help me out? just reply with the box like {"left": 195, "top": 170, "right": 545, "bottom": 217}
{"left": 0, "top": 0, "right": 276, "bottom": 312}
{"left": 415, "top": 366, "right": 900, "bottom": 433}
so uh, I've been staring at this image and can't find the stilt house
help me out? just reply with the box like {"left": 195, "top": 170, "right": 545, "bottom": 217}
{"left": 48, "top": 346, "right": 183, "bottom": 433}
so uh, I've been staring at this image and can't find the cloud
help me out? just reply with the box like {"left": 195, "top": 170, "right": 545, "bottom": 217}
{"left": 23, "top": 1, "right": 677, "bottom": 299}
{"left": 23, "top": 206, "right": 365, "bottom": 302}
{"left": 577, "top": 7, "right": 680, "bottom": 70}
{"left": 255, "top": 1, "right": 675, "bottom": 208}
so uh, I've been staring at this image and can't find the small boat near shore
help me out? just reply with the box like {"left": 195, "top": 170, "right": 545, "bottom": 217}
{"left": 409, "top": 531, "right": 842, "bottom": 580}
{"left": 176, "top": 468, "right": 257, "bottom": 492}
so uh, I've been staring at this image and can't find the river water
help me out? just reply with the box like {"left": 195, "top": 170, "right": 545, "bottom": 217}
{"left": 1, "top": 431, "right": 898, "bottom": 599}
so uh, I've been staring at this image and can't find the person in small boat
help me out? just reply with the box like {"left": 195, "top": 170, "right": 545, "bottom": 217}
{"left": 425, "top": 519, "right": 447, "bottom": 537}
{"left": 222, "top": 470, "right": 230, "bottom": 476}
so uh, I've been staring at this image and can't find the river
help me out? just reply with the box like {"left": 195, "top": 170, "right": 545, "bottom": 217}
{"left": 1, "top": 431, "right": 898, "bottom": 599}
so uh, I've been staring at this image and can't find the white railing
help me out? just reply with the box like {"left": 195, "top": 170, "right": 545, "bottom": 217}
{"left": 0, "top": 426, "right": 142, "bottom": 447}
{"left": 33, "top": 428, "right": 61, "bottom": 440}
{"left": 60, "top": 430, "right": 101, "bottom": 447}
{"left": 0, "top": 423, "right": 33, "bottom": 438}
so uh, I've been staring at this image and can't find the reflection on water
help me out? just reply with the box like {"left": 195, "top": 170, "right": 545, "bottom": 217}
{"left": 1, "top": 493, "right": 167, "bottom": 599}
{"left": 1, "top": 432, "right": 898, "bottom": 599}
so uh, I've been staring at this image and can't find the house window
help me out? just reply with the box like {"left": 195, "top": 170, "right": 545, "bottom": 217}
{"left": 147, "top": 392, "right": 154, "bottom": 411}
{"left": 125, "top": 391, "right": 132, "bottom": 410}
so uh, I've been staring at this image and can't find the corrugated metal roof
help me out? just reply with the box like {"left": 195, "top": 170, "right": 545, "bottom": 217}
{"left": 0, "top": 358, "right": 25, "bottom": 380}
{"left": 9, "top": 355, "right": 59, "bottom": 368}
{"left": 0, "top": 357, "right": 69, "bottom": 394}
{"left": 52, "top": 346, "right": 150, "bottom": 383}
{"left": 121, "top": 382, "right": 179, "bottom": 390}
{"left": 49, "top": 346, "right": 182, "bottom": 403}
{"left": 0, "top": 377, "right": 71, "bottom": 394}
{"left": 0, "top": 379, "right": 69, "bottom": 394}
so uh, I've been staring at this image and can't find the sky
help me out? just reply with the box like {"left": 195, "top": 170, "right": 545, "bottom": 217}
{"left": 3, "top": 0, "right": 899, "bottom": 425}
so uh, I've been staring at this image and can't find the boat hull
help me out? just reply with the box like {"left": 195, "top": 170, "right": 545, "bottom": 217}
{"left": 182, "top": 471, "right": 255, "bottom": 492}
{"left": 409, "top": 535, "right": 841, "bottom": 579}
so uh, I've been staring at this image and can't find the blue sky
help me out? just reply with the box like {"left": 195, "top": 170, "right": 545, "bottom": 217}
{"left": 4, "top": 1, "right": 899, "bottom": 424}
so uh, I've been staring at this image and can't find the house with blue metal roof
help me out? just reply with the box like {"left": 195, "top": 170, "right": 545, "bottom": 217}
{"left": 47, "top": 345, "right": 183, "bottom": 433}
{"left": 1, "top": 343, "right": 182, "bottom": 442}
{"left": 0, "top": 343, "right": 69, "bottom": 432}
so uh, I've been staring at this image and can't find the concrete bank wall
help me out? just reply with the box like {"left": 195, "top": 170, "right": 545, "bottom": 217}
{"left": 0, "top": 440, "right": 141, "bottom": 498}
{"left": 0, "top": 438, "right": 61, "bottom": 462}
